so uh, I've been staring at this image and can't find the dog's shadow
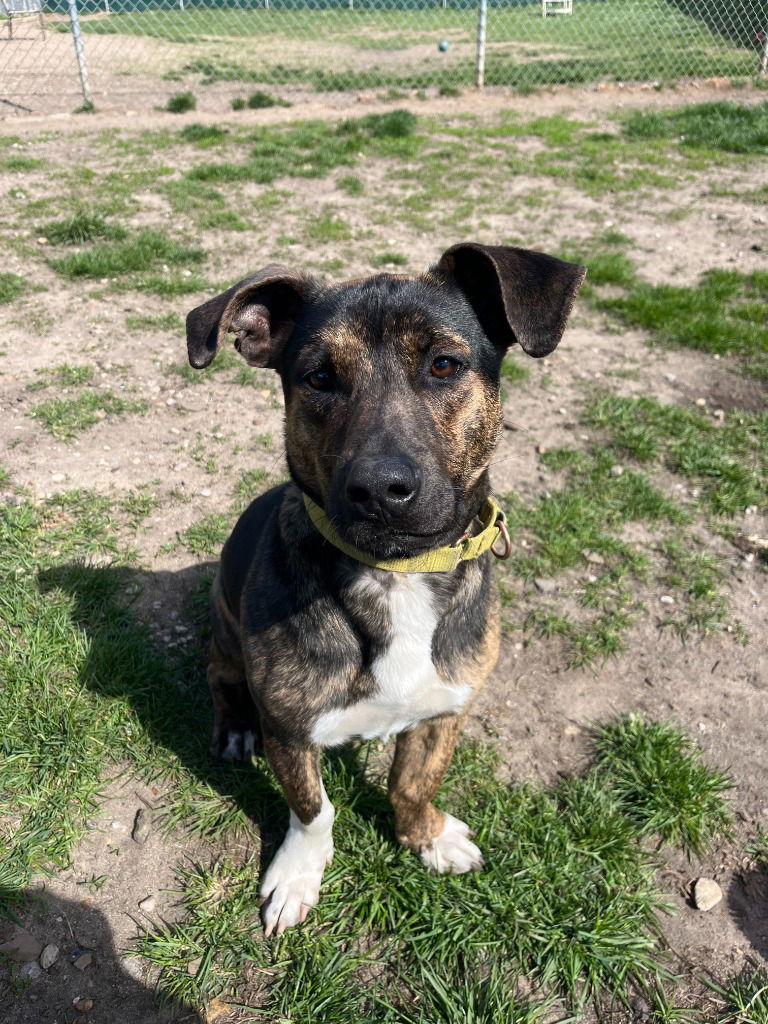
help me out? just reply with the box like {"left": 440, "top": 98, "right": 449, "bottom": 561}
{"left": 37, "top": 561, "right": 391, "bottom": 864}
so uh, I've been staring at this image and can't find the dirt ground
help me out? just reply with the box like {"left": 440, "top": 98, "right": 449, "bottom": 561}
{"left": 1, "top": 83, "right": 767, "bottom": 1023}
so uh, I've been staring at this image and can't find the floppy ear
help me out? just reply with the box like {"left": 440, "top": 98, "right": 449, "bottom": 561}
{"left": 186, "top": 264, "right": 315, "bottom": 370}
{"left": 436, "top": 243, "right": 586, "bottom": 358}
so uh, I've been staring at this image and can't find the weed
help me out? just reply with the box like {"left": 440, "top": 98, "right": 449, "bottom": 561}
{"left": 41, "top": 210, "right": 127, "bottom": 246}
{"left": 438, "top": 84, "right": 462, "bottom": 98}
{"left": 0, "top": 272, "right": 25, "bottom": 304}
{"left": 166, "top": 92, "right": 196, "bottom": 114}
{"left": 501, "top": 352, "right": 531, "bottom": 386}
{"left": 231, "top": 97, "right": 246, "bottom": 111}
{"left": 339, "top": 109, "right": 417, "bottom": 139}
{"left": 234, "top": 468, "right": 271, "bottom": 507}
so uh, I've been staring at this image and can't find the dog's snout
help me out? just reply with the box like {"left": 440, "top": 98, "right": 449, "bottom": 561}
{"left": 345, "top": 456, "right": 421, "bottom": 519}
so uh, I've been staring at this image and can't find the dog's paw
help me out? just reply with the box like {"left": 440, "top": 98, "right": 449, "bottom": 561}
{"left": 210, "top": 726, "right": 257, "bottom": 762}
{"left": 419, "top": 812, "right": 484, "bottom": 875}
{"left": 260, "top": 828, "right": 334, "bottom": 937}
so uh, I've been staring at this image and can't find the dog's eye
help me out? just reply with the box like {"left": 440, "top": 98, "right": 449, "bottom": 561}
{"left": 305, "top": 368, "right": 335, "bottom": 391}
{"left": 431, "top": 357, "right": 461, "bottom": 380}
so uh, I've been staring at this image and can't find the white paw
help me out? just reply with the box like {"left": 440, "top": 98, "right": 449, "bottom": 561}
{"left": 221, "top": 729, "right": 255, "bottom": 762}
{"left": 260, "top": 812, "right": 334, "bottom": 937}
{"left": 419, "top": 812, "right": 484, "bottom": 875}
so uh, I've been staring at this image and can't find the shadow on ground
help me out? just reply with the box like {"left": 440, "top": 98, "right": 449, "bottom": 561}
{"left": 1, "top": 890, "right": 205, "bottom": 1024}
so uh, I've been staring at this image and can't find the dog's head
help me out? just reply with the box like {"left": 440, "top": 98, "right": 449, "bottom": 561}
{"left": 187, "top": 243, "right": 585, "bottom": 559}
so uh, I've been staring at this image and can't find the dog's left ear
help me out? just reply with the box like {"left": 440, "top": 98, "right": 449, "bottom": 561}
{"left": 436, "top": 243, "right": 586, "bottom": 358}
{"left": 186, "top": 265, "right": 315, "bottom": 370}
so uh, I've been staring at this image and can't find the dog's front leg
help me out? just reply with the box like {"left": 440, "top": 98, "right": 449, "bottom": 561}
{"left": 389, "top": 715, "right": 484, "bottom": 875}
{"left": 259, "top": 734, "right": 334, "bottom": 937}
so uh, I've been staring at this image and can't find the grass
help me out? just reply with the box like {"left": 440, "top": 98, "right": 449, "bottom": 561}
{"left": 40, "top": 210, "right": 128, "bottom": 246}
{"left": 49, "top": 229, "right": 205, "bottom": 280}
{"left": 31, "top": 390, "right": 148, "bottom": 440}
{"left": 585, "top": 393, "right": 768, "bottom": 516}
{"left": 26, "top": 363, "right": 95, "bottom": 392}
{"left": 592, "top": 715, "right": 732, "bottom": 855}
{"left": 186, "top": 112, "right": 419, "bottom": 187}
{"left": 166, "top": 91, "right": 196, "bottom": 114}
{"left": 597, "top": 269, "right": 768, "bottom": 381}
{"left": 625, "top": 101, "right": 768, "bottom": 154}
{"left": 126, "top": 311, "right": 185, "bottom": 332}
{"left": 0, "top": 272, "right": 25, "bottom": 304}
{"left": 710, "top": 967, "right": 768, "bottom": 1024}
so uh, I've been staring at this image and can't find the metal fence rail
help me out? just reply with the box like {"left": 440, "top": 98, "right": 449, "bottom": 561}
{"left": 1, "top": 0, "right": 767, "bottom": 115}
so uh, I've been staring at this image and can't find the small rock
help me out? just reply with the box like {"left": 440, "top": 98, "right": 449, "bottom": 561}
{"left": 610, "top": 464, "right": 623, "bottom": 477}
{"left": 73, "top": 997, "right": 94, "bottom": 1013}
{"left": 695, "top": 397, "right": 707, "bottom": 407}
{"left": 693, "top": 877, "right": 722, "bottom": 911}
{"left": 51, "top": 472, "right": 66, "bottom": 483}
{"left": 39, "top": 943, "right": 59, "bottom": 970}
{"left": 0, "top": 928, "right": 43, "bottom": 963}
{"left": 73, "top": 952, "right": 93, "bottom": 971}
{"left": 138, "top": 895, "right": 156, "bottom": 914}
{"left": 20, "top": 961, "right": 43, "bottom": 982}
{"left": 187, "top": 955, "right": 203, "bottom": 976}
{"left": 131, "top": 807, "right": 152, "bottom": 845}
{"left": 660, "top": 595, "right": 675, "bottom": 605}
{"left": 534, "top": 578, "right": 556, "bottom": 594}
{"left": 582, "top": 550, "right": 606, "bottom": 566}
{"left": 712, "top": 409, "right": 725, "bottom": 421}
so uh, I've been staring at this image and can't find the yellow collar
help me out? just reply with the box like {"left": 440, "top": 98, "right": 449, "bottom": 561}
{"left": 302, "top": 494, "right": 510, "bottom": 574}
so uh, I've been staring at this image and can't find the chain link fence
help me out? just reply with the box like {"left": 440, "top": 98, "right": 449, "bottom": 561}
{"left": 1, "top": 0, "right": 767, "bottom": 115}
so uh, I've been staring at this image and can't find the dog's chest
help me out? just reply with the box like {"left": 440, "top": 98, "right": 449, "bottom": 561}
{"left": 310, "top": 573, "right": 471, "bottom": 748}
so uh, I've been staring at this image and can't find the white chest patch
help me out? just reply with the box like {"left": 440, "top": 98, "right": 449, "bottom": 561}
{"left": 311, "top": 573, "right": 471, "bottom": 748}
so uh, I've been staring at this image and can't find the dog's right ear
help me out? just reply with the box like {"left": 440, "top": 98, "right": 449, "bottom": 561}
{"left": 186, "top": 265, "right": 314, "bottom": 370}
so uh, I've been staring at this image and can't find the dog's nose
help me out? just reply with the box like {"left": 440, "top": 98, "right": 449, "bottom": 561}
{"left": 345, "top": 456, "right": 421, "bottom": 519}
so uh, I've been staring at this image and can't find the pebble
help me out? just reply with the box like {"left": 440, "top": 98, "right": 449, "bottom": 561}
{"left": 0, "top": 928, "right": 43, "bottom": 962}
{"left": 693, "top": 877, "right": 722, "bottom": 911}
{"left": 131, "top": 807, "right": 152, "bottom": 845}
{"left": 20, "top": 961, "right": 43, "bottom": 982}
{"left": 138, "top": 895, "right": 156, "bottom": 914}
{"left": 583, "top": 550, "right": 606, "bottom": 565}
{"left": 660, "top": 595, "right": 675, "bottom": 605}
{"left": 187, "top": 955, "right": 203, "bottom": 976}
{"left": 610, "top": 465, "right": 623, "bottom": 477}
{"left": 39, "top": 943, "right": 59, "bottom": 970}
{"left": 51, "top": 472, "right": 66, "bottom": 483}
{"left": 534, "top": 578, "right": 557, "bottom": 594}
{"left": 73, "top": 997, "right": 94, "bottom": 1013}
{"left": 73, "top": 952, "right": 93, "bottom": 971}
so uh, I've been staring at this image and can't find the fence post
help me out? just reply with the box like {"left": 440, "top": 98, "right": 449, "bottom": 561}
{"left": 475, "top": 0, "right": 487, "bottom": 88}
{"left": 67, "top": 0, "right": 92, "bottom": 108}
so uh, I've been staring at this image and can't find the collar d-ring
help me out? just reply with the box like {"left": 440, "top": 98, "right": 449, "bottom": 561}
{"left": 491, "top": 513, "right": 512, "bottom": 560}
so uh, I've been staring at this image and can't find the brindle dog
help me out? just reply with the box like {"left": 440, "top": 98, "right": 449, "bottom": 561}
{"left": 186, "top": 242, "right": 585, "bottom": 936}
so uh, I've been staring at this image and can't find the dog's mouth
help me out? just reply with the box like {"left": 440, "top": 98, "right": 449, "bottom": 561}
{"left": 332, "top": 507, "right": 465, "bottom": 561}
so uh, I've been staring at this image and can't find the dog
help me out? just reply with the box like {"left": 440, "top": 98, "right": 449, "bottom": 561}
{"left": 185, "top": 242, "right": 585, "bottom": 937}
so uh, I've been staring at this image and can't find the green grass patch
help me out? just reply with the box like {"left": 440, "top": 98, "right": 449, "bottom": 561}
{"left": 0, "top": 272, "right": 26, "bottom": 304}
{"left": 31, "top": 389, "right": 148, "bottom": 440}
{"left": 585, "top": 392, "right": 768, "bottom": 516}
{"left": 179, "top": 123, "right": 229, "bottom": 147}
{"left": 710, "top": 967, "right": 768, "bottom": 1024}
{"left": 166, "top": 91, "right": 196, "bottom": 114}
{"left": 48, "top": 228, "right": 205, "bottom": 280}
{"left": 126, "top": 311, "right": 185, "bottom": 332}
{"left": 186, "top": 113, "right": 420, "bottom": 187}
{"left": 178, "top": 512, "right": 232, "bottom": 555}
{"left": 40, "top": 210, "right": 128, "bottom": 246}
{"left": 0, "top": 154, "right": 45, "bottom": 172}
{"left": 625, "top": 101, "right": 768, "bottom": 154}
{"left": 307, "top": 208, "right": 352, "bottom": 243}
{"left": 26, "top": 363, "right": 95, "bottom": 392}
{"left": 593, "top": 715, "right": 732, "bottom": 855}
{"left": 597, "top": 268, "right": 768, "bottom": 380}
